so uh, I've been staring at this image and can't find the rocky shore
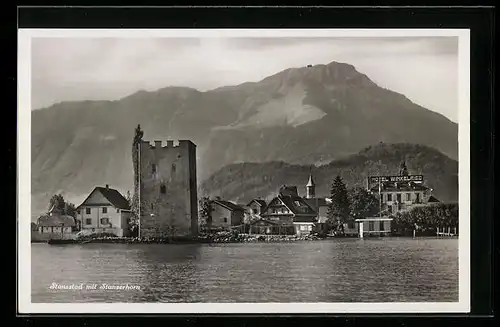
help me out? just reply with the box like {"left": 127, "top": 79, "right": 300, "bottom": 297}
{"left": 46, "top": 231, "right": 325, "bottom": 245}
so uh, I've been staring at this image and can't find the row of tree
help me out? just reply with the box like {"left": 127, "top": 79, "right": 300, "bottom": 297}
{"left": 392, "top": 203, "right": 458, "bottom": 235}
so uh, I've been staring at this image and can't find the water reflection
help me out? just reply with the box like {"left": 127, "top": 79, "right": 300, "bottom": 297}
{"left": 31, "top": 238, "right": 458, "bottom": 303}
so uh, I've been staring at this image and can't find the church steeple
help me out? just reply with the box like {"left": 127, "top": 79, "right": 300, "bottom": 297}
{"left": 306, "top": 166, "right": 316, "bottom": 199}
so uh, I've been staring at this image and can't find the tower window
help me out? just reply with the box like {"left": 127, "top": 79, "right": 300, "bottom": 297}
{"left": 151, "top": 203, "right": 154, "bottom": 211}
{"left": 160, "top": 184, "right": 166, "bottom": 194}
{"left": 152, "top": 164, "right": 156, "bottom": 173}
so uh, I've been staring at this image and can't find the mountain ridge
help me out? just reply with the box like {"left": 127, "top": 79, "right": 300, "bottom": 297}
{"left": 31, "top": 60, "right": 458, "bottom": 219}
{"left": 200, "top": 142, "right": 458, "bottom": 205}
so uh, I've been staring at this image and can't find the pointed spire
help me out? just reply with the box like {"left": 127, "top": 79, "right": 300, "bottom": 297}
{"left": 306, "top": 165, "right": 315, "bottom": 187}
{"left": 306, "top": 173, "right": 315, "bottom": 187}
{"left": 305, "top": 166, "right": 316, "bottom": 199}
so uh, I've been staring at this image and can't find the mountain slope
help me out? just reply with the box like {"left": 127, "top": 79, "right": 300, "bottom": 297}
{"left": 199, "top": 143, "right": 459, "bottom": 204}
{"left": 31, "top": 60, "right": 458, "bottom": 219}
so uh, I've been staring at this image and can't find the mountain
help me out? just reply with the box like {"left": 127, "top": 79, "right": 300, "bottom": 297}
{"left": 199, "top": 143, "right": 459, "bottom": 204}
{"left": 31, "top": 61, "right": 458, "bottom": 219}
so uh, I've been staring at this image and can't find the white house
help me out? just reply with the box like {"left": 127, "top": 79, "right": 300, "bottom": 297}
{"left": 76, "top": 185, "right": 132, "bottom": 237}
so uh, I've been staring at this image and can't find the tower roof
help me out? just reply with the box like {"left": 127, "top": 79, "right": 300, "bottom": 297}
{"left": 306, "top": 172, "right": 315, "bottom": 187}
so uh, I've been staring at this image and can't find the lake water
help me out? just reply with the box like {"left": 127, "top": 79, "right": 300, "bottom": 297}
{"left": 31, "top": 237, "right": 458, "bottom": 303}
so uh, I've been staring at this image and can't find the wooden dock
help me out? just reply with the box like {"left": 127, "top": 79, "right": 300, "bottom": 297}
{"left": 436, "top": 227, "right": 457, "bottom": 237}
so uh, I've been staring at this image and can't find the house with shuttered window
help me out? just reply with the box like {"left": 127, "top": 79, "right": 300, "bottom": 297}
{"left": 75, "top": 184, "right": 132, "bottom": 237}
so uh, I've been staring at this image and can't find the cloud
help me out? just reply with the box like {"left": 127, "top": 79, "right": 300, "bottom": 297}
{"left": 31, "top": 36, "right": 458, "bottom": 122}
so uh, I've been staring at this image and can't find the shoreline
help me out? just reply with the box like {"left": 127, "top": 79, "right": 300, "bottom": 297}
{"left": 33, "top": 232, "right": 458, "bottom": 245}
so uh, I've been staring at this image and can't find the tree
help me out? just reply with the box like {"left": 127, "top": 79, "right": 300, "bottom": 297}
{"left": 348, "top": 187, "right": 379, "bottom": 219}
{"left": 198, "top": 196, "right": 213, "bottom": 231}
{"left": 327, "top": 175, "right": 350, "bottom": 227}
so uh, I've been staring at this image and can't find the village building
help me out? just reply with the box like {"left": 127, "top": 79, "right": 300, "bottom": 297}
{"left": 36, "top": 204, "right": 78, "bottom": 238}
{"left": 131, "top": 125, "right": 198, "bottom": 238}
{"left": 261, "top": 185, "right": 318, "bottom": 235}
{"left": 302, "top": 171, "right": 331, "bottom": 234}
{"left": 243, "top": 199, "right": 267, "bottom": 224}
{"left": 76, "top": 185, "right": 132, "bottom": 237}
{"left": 210, "top": 199, "right": 245, "bottom": 230}
{"left": 367, "top": 161, "right": 435, "bottom": 215}
{"left": 355, "top": 217, "right": 393, "bottom": 238}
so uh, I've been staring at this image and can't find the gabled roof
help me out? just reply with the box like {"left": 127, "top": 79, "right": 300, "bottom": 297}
{"left": 213, "top": 200, "right": 244, "bottom": 212}
{"left": 247, "top": 199, "right": 267, "bottom": 207}
{"left": 263, "top": 194, "right": 317, "bottom": 216}
{"left": 37, "top": 214, "right": 76, "bottom": 227}
{"left": 78, "top": 186, "right": 130, "bottom": 210}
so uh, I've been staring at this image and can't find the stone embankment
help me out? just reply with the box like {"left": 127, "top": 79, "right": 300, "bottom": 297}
{"left": 61, "top": 231, "right": 325, "bottom": 244}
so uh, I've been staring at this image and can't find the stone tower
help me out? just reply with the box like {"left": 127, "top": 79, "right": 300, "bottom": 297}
{"left": 305, "top": 167, "right": 316, "bottom": 199}
{"left": 132, "top": 126, "right": 198, "bottom": 238}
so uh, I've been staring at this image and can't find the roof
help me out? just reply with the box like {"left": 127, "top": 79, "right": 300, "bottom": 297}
{"left": 263, "top": 194, "right": 317, "bottom": 217}
{"left": 213, "top": 200, "right": 244, "bottom": 212}
{"left": 303, "top": 198, "right": 329, "bottom": 211}
{"left": 292, "top": 216, "right": 317, "bottom": 223}
{"left": 78, "top": 186, "right": 130, "bottom": 210}
{"left": 306, "top": 173, "right": 315, "bottom": 187}
{"left": 369, "top": 181, "right": 429, "bottom": 193}
{"left": 427, "top": 196, "right": 441, "bottom": 203}
{"left": 37, "top": 214, "right": 76, "bottom": 227}
{"left": 247, "top": 199, "right": 267, "bottom": 207}
{"left": 355, "top": 218, "right": 393, "bottom": 222}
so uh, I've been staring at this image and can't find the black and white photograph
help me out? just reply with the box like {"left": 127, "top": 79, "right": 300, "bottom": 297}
{"left": 18, "top": 28, "right": 470, "bottom": 313}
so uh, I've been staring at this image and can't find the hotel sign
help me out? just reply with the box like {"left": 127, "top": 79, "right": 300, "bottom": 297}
{"left": 369, "top": 175, "right": 423, "bottom": 184}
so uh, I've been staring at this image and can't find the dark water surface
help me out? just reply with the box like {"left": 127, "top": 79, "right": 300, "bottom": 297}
{"left": 31, "top": 238, "right": 458, "bottom": 303}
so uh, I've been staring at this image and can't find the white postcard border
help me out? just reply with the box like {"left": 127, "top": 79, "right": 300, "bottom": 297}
{"left": 18, "top": 28, "right": 471, "bottom": 314}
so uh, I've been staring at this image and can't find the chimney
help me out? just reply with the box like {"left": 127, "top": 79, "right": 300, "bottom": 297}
{"left": 154, "top": 140, "right": 162, "bottom": 148}
{"left": 167, "top": 140, "right": 174, "bottom": 147}
{"left": 106, "top": 184, "right": 109, "bottom": 190}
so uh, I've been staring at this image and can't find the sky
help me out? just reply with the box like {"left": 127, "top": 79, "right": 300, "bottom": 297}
{"left": 31, "top": 36, "right": 459, "bottom": 122}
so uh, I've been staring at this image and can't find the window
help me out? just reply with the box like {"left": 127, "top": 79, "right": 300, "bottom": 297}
{"left": 151, "top": 203, "right": 154, "bottom": 211}
{"left": 160, "top": 184, "right": 166, "bottom": 194}
{"left": 252, "top": 209, "right": 257, "bottom": 214}
{"left": 368, "top": 221, "right": 375, "bottom": 231}
{"left": 406, "top": 193, "right": 411, "bottom": 201}
{"left": 77, "top": 209, "right": 80, "bottom": 214}
{"left": 171, "top": 163, "right": 176, "bottom": 173}
{"left": 223, "top": 218, "right": 228, "bottom": 223}
{"left": 387, "top": 194, "right": 392, "bottom": 201}
{"left": 152, "top": 164, "right": 156, "bottom": 173}
{"left": 101, "top": 218, "right": 109, "bottom": 225}
{"left": 416, "top": 193, "right": 421, "bottom": 203}
{"left": 86, "top": 208, "right": 91, "bottom": 214}
{"left": 116, "top": 209, "right": 120, "bottom": 213}
{"left": 102, "top": 207, "right": 107, "bottom": 214}
{"left": 396, "top": 194, "right": 401, "bottom": 203}
{"left": 379, "top": 221, "right": 385, "bottom": 231}
{"left": 85, "top": 218, "right": 92, "bottom": 225}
